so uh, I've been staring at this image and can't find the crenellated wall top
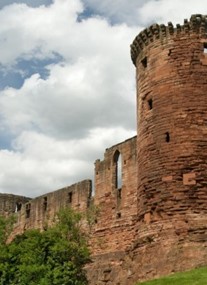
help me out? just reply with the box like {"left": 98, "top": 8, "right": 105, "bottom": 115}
{"left": 130, "top": 14, "right": 207, "bottom": 66}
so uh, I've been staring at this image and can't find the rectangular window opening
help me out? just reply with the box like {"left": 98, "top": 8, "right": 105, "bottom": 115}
{"left": 68, "top": 192, "right": 73, "bottom": 204}
{"left": 141, "top": 57, "right": 147, "bottom": 68}
{"left": 165, "top": 132, "right": 170, "bottom": 143}
{"left": 148, "top": 98, "right": 153, "bottom": 110}
{"left": 26, "top": 203, "right": 31, "bottom": 218}
{"left": 15, "top": 202, "right": 22, "bottom": 213}
{"left": 43, "top": 197, "right": 47, "bottom": 211}
{"left": 116, "top": 212, "right": 121, "bottom": 219}
{"left": 117, "top": 188, "right": 122, "bottom": 199}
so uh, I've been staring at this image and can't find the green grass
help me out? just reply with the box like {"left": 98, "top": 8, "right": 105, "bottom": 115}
{"left": 136, "top": 267, "right": 207, "bottom": 285}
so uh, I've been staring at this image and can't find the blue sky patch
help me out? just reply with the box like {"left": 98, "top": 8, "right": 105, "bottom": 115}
{"left": 0, "top": 128, "right": 14, "bottom": 150}
{"left": 77, "top": 5, "right": 96, "bottom": 22}
{"left": 0, "top": 0, "right": 53, "bottom": 10}
{"left": 0, "top": 53, "right": 63, "bottom": 90}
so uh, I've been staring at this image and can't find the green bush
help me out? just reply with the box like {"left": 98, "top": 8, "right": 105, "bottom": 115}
{"left": 0, "top": 208, "right": 90, "bottom": 285}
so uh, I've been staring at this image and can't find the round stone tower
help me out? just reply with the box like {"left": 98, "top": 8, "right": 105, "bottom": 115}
{"left": 131, "top": 15, "right": 207, "bottom": 222}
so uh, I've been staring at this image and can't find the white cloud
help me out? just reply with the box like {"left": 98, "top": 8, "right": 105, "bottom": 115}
{"left": 138, "top": 0, "right": 207, "bottom": 26}
{"left": 83, "top": 0, "right": 207, "bottom": 27}
{"left": 0, "top": 0, "right": 142, "bottom": 67}
{"left": 0, "top": 55, "right": 136, "bottom": 138}
{"left": 0, "top": 0, "right": 83, "bottom": 65}
{"left": 0, "top": 0, "right": 138, "bottom": 196}
{"left": 0, "top": 127, "right": 134, "bottom": 197}
{"left": 0, "top": 0, "right": 138, "bottom": 140}
{"left": 82, "top": 0, "right": 148, "bottom": 26}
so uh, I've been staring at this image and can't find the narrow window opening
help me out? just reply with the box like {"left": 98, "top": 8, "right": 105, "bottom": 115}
{"left": 68, "top": 192, "right": 73, "bottom": 204}
{"left": 117, "top": 188, "right": 122, "bottom": 200}
{"left": 204, "top": 43, "right": 207, "bottom": 54}
{"left": 141, "top": 57, "right": 147, "bottom": 68}
{"left": 43, "top": 197, "right": 47, "bottom": 211}
{"left": 15, "top": 202, "right": 22, "bottom": 212}
{"left": 116, "top": 212, "right": 121, "bottom": 219}
{"left": 26, "top": 203, "right": 31, "bottom": 218}
{"left": 113, "top": 150, "right": 122, "bottom": 189}
{"left": 148, "top": 98, "right": 153, "bottom": 110}
{"left": 168, "top": 49, "right": 172, "bottom": 56}
{"left": 165, "top": 132, "right": 170, "bottom": 143}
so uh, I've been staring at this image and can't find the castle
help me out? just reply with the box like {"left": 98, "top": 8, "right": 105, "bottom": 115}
{"left": 1, "top": 14, "right": 207, "bottom": 285}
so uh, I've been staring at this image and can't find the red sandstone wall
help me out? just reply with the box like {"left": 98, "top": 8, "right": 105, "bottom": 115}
{"left": 131, "top": 14, "right": 207, "bottom": 222}
{"left": 12, "top": 180, "right": 92, "bottom": 236}
{"left": 87, "top": 216, "right": 207, "bottom": 285}
{"left": 90, "top": 136, "right": 137, "bottom": 254}
{"left": 87, "top": 15, "right": 207, "bottom": 285}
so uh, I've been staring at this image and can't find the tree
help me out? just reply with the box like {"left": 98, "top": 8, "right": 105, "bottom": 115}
{"left": 0, "top": 208, "right": 90, "bottom": 285}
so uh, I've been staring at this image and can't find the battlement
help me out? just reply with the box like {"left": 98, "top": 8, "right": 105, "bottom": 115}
{"left": 131, "top": 14, "right": 207, "bottom": 65}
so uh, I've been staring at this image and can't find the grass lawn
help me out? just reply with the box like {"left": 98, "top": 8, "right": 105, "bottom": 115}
{"left": 136, "top": 267, "right": 207, "bottom": 285}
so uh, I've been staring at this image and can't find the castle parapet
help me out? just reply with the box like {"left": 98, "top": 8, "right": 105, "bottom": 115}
{"left": 11, "top": 180, "right": 92, "bottom": 236}
{"left": 131, "top": 14, "right": 207, "bottom": 65}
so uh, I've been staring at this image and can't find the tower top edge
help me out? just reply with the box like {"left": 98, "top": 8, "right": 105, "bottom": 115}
{"left": 130, "top": 14, "right": 207, "bottom": 66}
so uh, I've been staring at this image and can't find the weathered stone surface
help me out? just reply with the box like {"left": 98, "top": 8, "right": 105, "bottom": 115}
{"left": 90, "top": 136, "right": 137, "bottom": 254}
{"left": 11, "top": 180, "right": 92, "bottom": 238}
{"left": 135, "top": 14, "right": 207, "bottom": 223}
{"left": 0, "top": 193, "right": 30, "bottom": 216}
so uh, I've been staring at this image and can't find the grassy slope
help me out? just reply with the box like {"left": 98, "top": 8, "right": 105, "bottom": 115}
{"left": 136, "top": 267, "right": 207, "bottom": 285}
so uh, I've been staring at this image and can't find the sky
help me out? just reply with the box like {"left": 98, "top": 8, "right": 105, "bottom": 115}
{"left": 0, "top": 0, "right": 207, "bottom": 197}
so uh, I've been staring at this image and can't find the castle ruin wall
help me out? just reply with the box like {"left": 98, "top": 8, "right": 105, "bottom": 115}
{"left": 11, "top": 179, "right": 92, "bottom": 237}
{"left": 0, "top": 193, "right": 30, "bottom": 216}
{"left": 87, "top": 14, "right": 207, "bottom": 285}
{"left": 90, "top": 136, "right": 137, "bottom": 255}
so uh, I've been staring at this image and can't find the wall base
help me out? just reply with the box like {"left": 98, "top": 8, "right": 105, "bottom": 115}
{"left": 87, "top": 215, "right": 207, "bottom": 285}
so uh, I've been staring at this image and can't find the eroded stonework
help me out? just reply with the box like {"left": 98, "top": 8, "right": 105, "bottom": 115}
{"left": 0, "top": 193, "right": 30, "bottom": 216}
{"left": 11, "top": 180, "right": 92, "bottom": 238}
{"left": 1, "top": 14, "right": 207, "bottom": 285}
